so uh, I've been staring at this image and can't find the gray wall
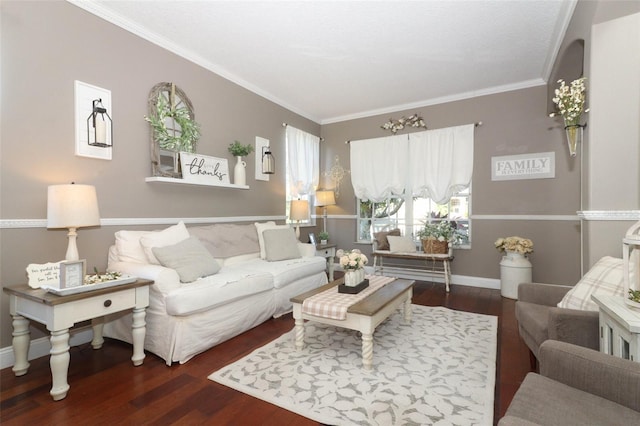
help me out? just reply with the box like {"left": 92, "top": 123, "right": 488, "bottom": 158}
{"left": 320, "top": 86, "right": 582, "bottom": 284}
{"left": 0, "top": 1, "right": 319, "bottom": 347}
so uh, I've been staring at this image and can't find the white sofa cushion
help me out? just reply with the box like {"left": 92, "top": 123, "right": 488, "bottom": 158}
{"left": 241, "top": 257, "right": 327, "bottom": 289}
{"left": 165, "top": 269, "right": 274, "bottom": 316}
{"left": 188, "top": 223, "right": 260, "bottom": 259}
{"left": 558, "top": 256, "right": 632, "bottom": 311}
{"left": 263, "top": 228, "right": 301, "bottom": 261}
{"left": 115, "top": 230, "right": 149, "bottom": 263}
{"left": 140, "top": 221, "right": 190, "bottom": 264}
{"left": 152, "top": 236, "right": 221, "bottom": 283}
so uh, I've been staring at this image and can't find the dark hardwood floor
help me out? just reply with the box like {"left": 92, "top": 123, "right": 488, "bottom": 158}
{"left": 1, "top": 281, "right": 532, "bottom": 425}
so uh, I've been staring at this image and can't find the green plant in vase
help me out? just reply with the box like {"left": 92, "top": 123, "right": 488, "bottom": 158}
{"left": 318, "top": 231, "right": 329, "bottom": 243}
{"left": 228, "top": 141, "right": 254, "bottom": 157}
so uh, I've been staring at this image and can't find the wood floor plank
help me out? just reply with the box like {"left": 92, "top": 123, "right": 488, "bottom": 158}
{"left": 0, "top": 281, "right": 531, "bottom": 425}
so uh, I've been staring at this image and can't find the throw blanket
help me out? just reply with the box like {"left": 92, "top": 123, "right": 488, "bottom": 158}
{"left": 302, "top": 275, "right": 396, "bottom": 320}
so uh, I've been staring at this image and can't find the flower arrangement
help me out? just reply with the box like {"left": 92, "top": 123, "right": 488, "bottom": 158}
{"left": 494, "top": 236, "right": 534, "bottom": 255}
{"left": 381, "top": 113, "right": 427, "bottom": 134}
{"left": 84, "top": 268, "right": 122, "bottom": 285}
{"left": 145, "top": 94, "right": 201, "bottom": 153}
{"left": 551, "top": 77, "right": 587, "bottom": 127}
{"left": 228, "top": 141, "right": 254, "bottom": 157}
{"left": 336, "top": 249, "right": 368, "bottom": 271}
{"left": 417, "top": 220, "right": 460, "bottom": 243}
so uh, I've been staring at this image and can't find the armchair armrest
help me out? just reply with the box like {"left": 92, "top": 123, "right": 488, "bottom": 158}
{"left": 548, "top": 307, "right": 599, "bottom": 350}
{"left": 539, "top": 340, "right": 640, "bottom": 412}
{"left": 518, "top": 283, "right": 572, "bottom": 306}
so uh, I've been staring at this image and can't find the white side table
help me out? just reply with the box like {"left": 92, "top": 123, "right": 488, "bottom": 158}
{"left": 592, "top": 294, "right": 640, "bottom": 362}
{"left": 4, "top": 279, "right": 153, "bottom": 400}
{"left": 315, "top": 243, "right": 336, "bottom": 281}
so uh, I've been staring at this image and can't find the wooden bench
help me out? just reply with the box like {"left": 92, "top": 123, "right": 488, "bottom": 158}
{"left": 372, "top": 250, "right": 453, "bottom": 292}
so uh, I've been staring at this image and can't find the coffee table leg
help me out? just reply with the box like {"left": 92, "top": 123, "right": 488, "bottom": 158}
{"left": 294, "top": 318, "right": 305, "bottom": 351}
{"left": 362, "top": 333, "right": 374, "bottom": 370}
{"left": 403, "top": 295, "right": 412, "bottom": 323}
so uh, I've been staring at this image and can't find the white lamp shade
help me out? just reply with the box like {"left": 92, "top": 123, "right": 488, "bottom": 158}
{"left": 47, "top": 184, "right": 101, "bottom": 229}
{"left": 315, "top": 190, "right": 336, "bottom": 207}
{"left": 290, "top": 199, "right": 310, "bottom": 221}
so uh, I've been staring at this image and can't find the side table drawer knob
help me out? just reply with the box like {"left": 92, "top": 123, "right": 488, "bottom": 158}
{"left": 103, "top": 300, "right": 112, "bottom": 307}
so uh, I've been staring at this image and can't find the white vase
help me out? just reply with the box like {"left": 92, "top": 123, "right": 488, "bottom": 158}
{"left": 500, "top": 250, "right": 532, "bottom": 299}
{"left": 234, "top": 156, "right": 246, "bottom": 186}
{"left": 344, "top": 268, "right": 365, "bottom": 287}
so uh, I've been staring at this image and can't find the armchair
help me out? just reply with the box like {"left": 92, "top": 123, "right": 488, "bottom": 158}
{"left": 515, "top": 256, "right": 629, "bottom": 365}
{"left": 499, "top": 340, "right": 640, "bottom": 425}
{"left": 515, "top": 283, "right": 599, "bottom": 364}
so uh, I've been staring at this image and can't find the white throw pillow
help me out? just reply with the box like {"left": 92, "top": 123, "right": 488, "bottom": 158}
{"left": 557, "top": 256, "right": 633, "bottom": 311}
{"left": 152, "top": 236, "right": 220, "bottom": 283}
{"left": 114, "top": 230, "right": 149, "bottom": 263}
{"left": 140, "top": 221, "right": 190, "bottom": 265}
{"left": 254, "top": 221, "right": 289, "bottom": 259}
{"left": 263, "top": 228, "right": 302, "bottom": 261}
{"left": 387, "top": 235, "right": 417, "bottom": 253}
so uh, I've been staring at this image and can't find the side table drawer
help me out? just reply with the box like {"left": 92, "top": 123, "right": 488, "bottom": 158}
{"left": 57, "top": 288, "right": 137, "bottom": 325}
{"left": 317, "top": 248, "right": 335, "bottom": 257}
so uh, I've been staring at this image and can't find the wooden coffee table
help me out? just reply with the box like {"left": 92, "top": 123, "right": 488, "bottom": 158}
{"left": 290, "top": 278, "right": 414, "bottom": 370}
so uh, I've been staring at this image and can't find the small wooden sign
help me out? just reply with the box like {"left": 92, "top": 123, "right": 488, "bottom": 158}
{"left": 179, "top": 152, "right": 230, "bottom": 185}
{"left": 26, "top": 262, "right": 61, "bottom": 288}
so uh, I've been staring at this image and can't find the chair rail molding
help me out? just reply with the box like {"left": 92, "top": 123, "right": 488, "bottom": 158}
{"left": 577, "top": 210, "right": 640, "bottom": 221}
{"left": 0, "top": 216, "right": 286, "bottom": 229}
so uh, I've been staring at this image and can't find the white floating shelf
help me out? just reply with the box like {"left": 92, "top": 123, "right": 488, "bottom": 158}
{"left": 145, "top": 176, "right": 249, "bottom": 190}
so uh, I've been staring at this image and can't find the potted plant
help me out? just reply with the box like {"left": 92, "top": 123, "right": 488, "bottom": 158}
{"left": 228, "top": 141, "right": 254, "bottom": 157}
{"left": 417, "top": 220, "right": 459, "bottom": 254}
{"left": 228, "top": 141, "right": 254, "bottom": 186}
{"left": 318, "top": 231, "right": 329, "bottom": 245}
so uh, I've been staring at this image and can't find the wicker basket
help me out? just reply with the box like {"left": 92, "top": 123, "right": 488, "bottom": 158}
{"left": 422, "top": 238, "right": 449, "bottom": 254}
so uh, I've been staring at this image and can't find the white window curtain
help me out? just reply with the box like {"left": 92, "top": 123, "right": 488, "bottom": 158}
{"left": 286, "top": 126, "right": 320, "bottom": 197}
{"left": 408, "top": 124, "right": 474, "bottom": 204}
{"left": 350, "top": 134, "right": 408, "bottom": 202}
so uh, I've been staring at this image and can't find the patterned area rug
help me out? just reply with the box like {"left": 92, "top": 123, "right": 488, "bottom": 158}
{"left": 209, "top": 305, "right": 497, "bottom": 425}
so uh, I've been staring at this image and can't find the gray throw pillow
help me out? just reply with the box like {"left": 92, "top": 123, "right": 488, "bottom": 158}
{"left": 152, "top": 236, "right": 220, "bottom": 283}
{"left": 263, "top": 228, "right": 301, "bottom": 261}
{"left": 374, "top": 228, "right": 401, "bottom": 250}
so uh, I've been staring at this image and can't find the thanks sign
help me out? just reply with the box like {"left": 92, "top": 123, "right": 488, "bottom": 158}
{"left": 491, "top": 152, "right": 555, "bottom": 181}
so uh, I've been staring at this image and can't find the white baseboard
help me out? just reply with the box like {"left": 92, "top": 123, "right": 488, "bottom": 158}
{"left": 0, "top": 326, "right": 93, "bottom": 370}
{"left": 362, "top": 265, "right": 500, "bottom": 290}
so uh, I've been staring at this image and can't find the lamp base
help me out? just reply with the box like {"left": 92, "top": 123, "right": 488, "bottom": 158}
{"left": 65, "top": 227, "right": 79, "bottom": 261}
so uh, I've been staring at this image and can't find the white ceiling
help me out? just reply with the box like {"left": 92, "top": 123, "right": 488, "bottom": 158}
{"left": 70, "top": 0, "right": 576, "bottom": 124}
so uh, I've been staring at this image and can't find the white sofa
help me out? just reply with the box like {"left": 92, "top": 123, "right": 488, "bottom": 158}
{"left": 103, "top": 221, "right": 328, "bottom": 365}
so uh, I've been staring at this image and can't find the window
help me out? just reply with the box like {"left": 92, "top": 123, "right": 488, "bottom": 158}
{"left": 285, "top": 126, "right": 320, "bottom": 226}
{"left": 357, "top": 187, "right": 471, "bottom": 247}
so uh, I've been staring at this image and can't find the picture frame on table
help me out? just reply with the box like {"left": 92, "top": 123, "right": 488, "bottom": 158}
{"left": 308, "top": 233, "right": 317, "bottom": 245}
{"left": 60, "top": 259, "right": 86, "bottom": 289}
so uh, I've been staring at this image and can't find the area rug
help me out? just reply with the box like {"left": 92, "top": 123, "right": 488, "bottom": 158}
{"left": 209, "top": 305, "right": 497, "bottom": 425}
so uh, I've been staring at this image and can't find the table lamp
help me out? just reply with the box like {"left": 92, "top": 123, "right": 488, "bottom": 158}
{"left": 290, "top": 199, "right": 310, "bottom": 239}
{"left": 315, "top": 190, "right": 336, "bottom": 234}
{"left": 47, "top": 183, "right": 101, "bottom": 261}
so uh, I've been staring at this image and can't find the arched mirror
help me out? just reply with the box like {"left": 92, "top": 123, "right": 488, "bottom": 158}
{"left": 146, "top": 82, "right": 200, "bottom": 177}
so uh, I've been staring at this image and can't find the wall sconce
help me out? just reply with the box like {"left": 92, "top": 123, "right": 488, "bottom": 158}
{"left": 262, "top": 146, "right": 275, "bottom": 174}
{"left": 47, "top": 183, "right": 101, "bottom": 261}
{"left": 87, "top": 99, "right": 112, "bottom": 148}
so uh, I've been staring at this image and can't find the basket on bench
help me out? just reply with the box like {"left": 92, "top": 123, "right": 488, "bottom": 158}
{"left": 421, "top": 238, "right": 449, "bottom": 254}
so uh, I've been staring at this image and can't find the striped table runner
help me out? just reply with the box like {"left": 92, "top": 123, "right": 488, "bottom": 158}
{"left": 302, "top": 275, "right": 396, "bottom": 320}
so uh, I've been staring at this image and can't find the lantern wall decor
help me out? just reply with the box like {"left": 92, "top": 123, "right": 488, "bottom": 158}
{"left": 87, "top": 99, "right": 112, "bottom": 148}
{"left": 262, "top": 145, "right": 275, "bottom": 175}
{"left": 74, "top": 80, "right": 113, "bottom": 160}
